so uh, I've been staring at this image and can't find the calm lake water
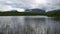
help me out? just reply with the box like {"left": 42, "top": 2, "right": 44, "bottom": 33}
{"left": 0, "top": 16, "right": 60, "bottom": 34}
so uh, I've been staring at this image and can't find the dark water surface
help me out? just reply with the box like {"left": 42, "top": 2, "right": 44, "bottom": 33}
{"left": 0, "top": 16, "right": 60, "bottom": 34}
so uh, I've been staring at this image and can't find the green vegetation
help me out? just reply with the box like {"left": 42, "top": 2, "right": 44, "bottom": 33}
{"left": 0, "top": 32, "right": 3, "bottom": 34}
{"left": 46, "top": 10, "right": 60, "bottom": 18}
{"left": 0, "top": 10, "right": 60, "bottom": 18}
{"left": 46, "top": 11, "right": 60, "bottom": 17}
{"left": 0, "top": 12, "right": 45, "bottom": 16}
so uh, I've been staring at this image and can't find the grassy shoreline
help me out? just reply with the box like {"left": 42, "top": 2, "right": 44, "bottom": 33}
{"left": 0, "top": 12, "right": 45, "bottom": 16}
{"left": 0, "top": 11, "right": 60, "bottom": 18}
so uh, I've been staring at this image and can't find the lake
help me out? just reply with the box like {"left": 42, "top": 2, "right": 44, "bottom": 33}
{"left": 0, "top": 16, "right": 60, "bottom": 34}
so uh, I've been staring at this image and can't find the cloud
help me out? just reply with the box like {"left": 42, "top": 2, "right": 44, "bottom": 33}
{"left": 0, "top": 0, "right": 60, "bottom": 11}
{"left": 0, "top": 5, "right": 25, "bottom": 12}
{"left": 0, "top": 5, "right": 13, "bottom": 11}
{"left": 45, "top": 0, "right": 60, "bottom": 11}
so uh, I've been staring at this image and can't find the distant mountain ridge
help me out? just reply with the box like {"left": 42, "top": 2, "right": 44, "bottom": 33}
{"left": 25, "top": 8, "right": 45, "bottom": 13}
{"left": 47, "top": 9, "right": 60, "bottom": 12}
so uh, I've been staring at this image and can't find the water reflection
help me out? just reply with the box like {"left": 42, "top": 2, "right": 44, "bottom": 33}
{"left": 0, "top": 16, "right": 59, "bottom": 34}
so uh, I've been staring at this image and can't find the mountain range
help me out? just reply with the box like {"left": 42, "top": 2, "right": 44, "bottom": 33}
{"left": 25, "top": 8, "right": 45, "bottom": 13}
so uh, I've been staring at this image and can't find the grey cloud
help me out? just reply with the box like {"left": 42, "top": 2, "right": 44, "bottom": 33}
{"left": 0, "top": 0, "right": 60, "bottom": 11}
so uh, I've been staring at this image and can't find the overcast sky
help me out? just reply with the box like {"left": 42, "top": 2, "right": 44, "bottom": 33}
{"left": 0, "top": 0, "right": 60, "bottom": 11}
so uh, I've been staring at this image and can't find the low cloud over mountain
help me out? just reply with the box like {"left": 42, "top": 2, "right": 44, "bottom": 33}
{"left": 0, "top": 0, "right": 60, "bottom": 11}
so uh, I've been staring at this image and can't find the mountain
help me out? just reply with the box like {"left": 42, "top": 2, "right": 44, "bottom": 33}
{"left": 10, "top": 10, "right": 18, "bottom": 12}
{"left": 47, "top": 9, "right": 60, "bottom": 13}
{"left": 25, "top": 8, "right": 45, "bottom": 13}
